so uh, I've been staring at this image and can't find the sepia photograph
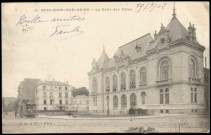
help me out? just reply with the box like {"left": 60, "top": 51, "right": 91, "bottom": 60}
{"left": 2, "top": 1, "right": 210, "bottom": 133}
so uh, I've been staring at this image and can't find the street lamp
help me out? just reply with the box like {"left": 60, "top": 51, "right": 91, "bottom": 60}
{"left": 52, "top": 99, "right": 54, "bottom": 116}
{"left": 106, "top": 90, "right": 110, "bottom": 116}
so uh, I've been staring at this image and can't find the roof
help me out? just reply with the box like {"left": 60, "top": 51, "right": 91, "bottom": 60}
{"left": 117, "top": 33, "right": 153, "bottom": 60}
{"left": 166, "top": 17, "right": 188, "bottom": 41}
{"left": 148, "top": 16, "right": 197, "bottom": 50}
{"left": 38, "top": 81, "right": 70, "bottom": 86}
{"left": 89, "top": 9, "right": 202, "bottom": 73}
{"left": 104, "top": 33, "right": 153, "bottom": 69}
{"left": 96, "top": 51, "right": 109, "bottom": 69}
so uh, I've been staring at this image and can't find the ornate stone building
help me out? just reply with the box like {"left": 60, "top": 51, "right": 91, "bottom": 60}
{"left": 88, "top": 8, "right": 207, "bottom": 115}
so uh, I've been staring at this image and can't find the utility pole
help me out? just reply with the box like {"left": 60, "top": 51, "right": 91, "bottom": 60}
{"left": 52, "top": 99, "right": 54, "bottom": 116}
{"left": 107, "top": 91, "right": 110, "bottom": 116}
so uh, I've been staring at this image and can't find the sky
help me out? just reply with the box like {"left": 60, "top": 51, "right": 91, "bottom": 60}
{"left": 2, "top": 2, "right": 209, "bottom": 97}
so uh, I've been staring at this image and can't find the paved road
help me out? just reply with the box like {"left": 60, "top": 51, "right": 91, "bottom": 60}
{"left": 2, "top": 114, "right": 210, "bottom": 133}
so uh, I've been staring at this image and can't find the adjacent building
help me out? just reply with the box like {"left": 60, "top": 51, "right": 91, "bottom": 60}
{"left": 17, "top": 78, "right": 41, "bottom": 116}
{"left": 69, "top": 95, "right": 89, "bottom": 112}
{"left": 35, "top": 80, "right": 73, "bottom": 111}
{"left": 88, "top": 8, "right": 207, "bottom": 115}
{"left": 204, "top": 68, "right": 210, "bottom": 113}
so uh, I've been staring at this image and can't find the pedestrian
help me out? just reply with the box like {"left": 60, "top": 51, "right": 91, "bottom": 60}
{"left": 15, "top": 111, "right": 17, "bottom": 118}
{"left": 129, "top": 107, "right": 134, "bottom": 121}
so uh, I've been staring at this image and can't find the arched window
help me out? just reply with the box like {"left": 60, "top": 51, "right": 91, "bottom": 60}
{"left": 121, "top": 73, "right": 126, "bottom": 90}
{"left": 141, "top": 92, "right": 146, "bottom": 104}
{"left": 93, "top": 78, "right": 98, "bottom": 92}
{"left": 130, "top": 70, "right": 136, "bottom": 89}
{"left": 160, "top": 89, "right": 164, "bottom": 104}
{"left": 130, "top": 93, "right": 137, "bottom": 107}
{"left": 189, "top": 59, "right": 196, "bottom": 78}
{"left": 121, "top": 94, "right": 127, "bottom": 109}
{"left": 106, "top": 77, "right": 110, "bottom": 91}
{"left": 165, "top": 89, "right": 169, "bottom": 104}
{"left": 160, "top": 61, "right": 169, "bottom": 80}
{"left": 113, "top": 75, "right": 118, "bottom": 92}
{"left": 140, "top": 68, "right": 147, "bottom": 84}
{"left": 113, "top": 95, "right": 118, "bottom": 109}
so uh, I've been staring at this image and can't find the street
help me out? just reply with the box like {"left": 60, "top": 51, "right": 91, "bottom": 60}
{"left": 2, "top": 113, "right": 210, "bottom": 133}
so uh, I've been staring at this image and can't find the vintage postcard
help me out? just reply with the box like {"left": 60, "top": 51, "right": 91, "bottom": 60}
{"left": 2, "top": 2, "right": 210, "bottom": 133}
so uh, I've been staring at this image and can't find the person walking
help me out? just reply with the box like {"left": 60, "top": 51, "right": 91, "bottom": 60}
{"left": 15, "top": 111, "right": 17, "bottom": 118}
{"left": 129, "top": 107, "right": 135, "bottom": 121}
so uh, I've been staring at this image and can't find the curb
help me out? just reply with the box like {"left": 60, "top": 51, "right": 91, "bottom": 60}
{"left": 37, "top": 114, "right": 188, "bottom": 120}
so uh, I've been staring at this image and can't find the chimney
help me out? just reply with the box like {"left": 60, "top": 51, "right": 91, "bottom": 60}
{"left": 192, "top": 24, "right": 197, "bottom": 41}
{"left": 188, "top": 23, "right": 193, "bottom": 41}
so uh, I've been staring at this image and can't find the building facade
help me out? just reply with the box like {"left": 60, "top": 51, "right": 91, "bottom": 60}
{"left": 69, "top": 95, "right": 89, "bottom": 112}
{"left": 204, "top": 68, "right": 210, "bottom": 113}
{"left": 88, "top": 9, "right": 207, "bottom": 115}
{"left": 35, "top": 80, "right": 73, "bottom": 111}
{"left": 17, "top": 78, "right": 41, "bottom": 116}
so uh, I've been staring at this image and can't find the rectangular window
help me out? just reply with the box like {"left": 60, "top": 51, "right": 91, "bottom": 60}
{"left": 65, "top": 87, "right": 68, "bottom": 90}
{"left": 65, "top": 92, "right": 68, "bottom": 98}
{"left": 59, "top": 100, "right": 62, "bottom": 105}
{"left": 194, "top": 93, "right": 197, "bottom": 103}
{"left": 191, "top": 93, "right": 193, "bottom": 103}
{"left": 59, "top": 92, "right": 62, "bottom": 97}
{"left": 65, "top": 100, "right": 68, "bottom": 105}
{"left": 59, "top": 86, "right": 61, "bottom": 90}
{"left": 165, "top": 93, "right": 169, "bottom": 104}
{"left": 50, "top": 100, "right": 53, "bottom": 105}
{"left": 44, "top": 100, "right": 47, "bottom": 105}
{"left": 160, "top": 94, "right": 163, "bottom": 104}
{"left": 43, "top": 86, "right": 46, "bottom": 90}
{"left": 44, "top": 107, "right": 47, "bottom": 110}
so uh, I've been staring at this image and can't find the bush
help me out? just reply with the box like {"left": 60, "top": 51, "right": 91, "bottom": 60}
{"left": 134, "top": 108, "right": 148, "bottom": 115}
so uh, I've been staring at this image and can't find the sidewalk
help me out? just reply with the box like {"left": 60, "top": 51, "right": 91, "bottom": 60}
{"left": 37, "top": 113, "right": 188, "bottom": 120}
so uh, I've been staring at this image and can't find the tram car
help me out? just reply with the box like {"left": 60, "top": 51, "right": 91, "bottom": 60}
{"left": 25, "top": 103, "right": 36, "bottom": 117}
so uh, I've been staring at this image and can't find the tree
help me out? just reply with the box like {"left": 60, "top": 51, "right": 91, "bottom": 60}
{"left": 72, "top": 87, "right": 89, "bottom": 97}
{"left": 13, "top": 100, "right": 19, "bottom": 112}
{"left": 7, "top": 102, "right": 15, "bottom": 112}
{"left": 2, "top": 99, "right": 6, "bottom": 112}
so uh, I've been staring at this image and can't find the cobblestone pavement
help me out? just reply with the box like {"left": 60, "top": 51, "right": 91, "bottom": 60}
{"left": 2, "top": 113, "right": 210, "bottom": 133}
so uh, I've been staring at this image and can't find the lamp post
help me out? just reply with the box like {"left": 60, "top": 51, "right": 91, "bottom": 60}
{"left": 107, "top": 90, "right": 110, "bottom": 116}
{"left": 52, "top": 99, "right": 54, "bottom": 116}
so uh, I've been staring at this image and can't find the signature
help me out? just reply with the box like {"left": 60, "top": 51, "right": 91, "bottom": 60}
{"left": 50, "top": 25, "right": 84, "bottom": 40}
{"left": 16, "top": 15, "right": 48, "bottom": 26}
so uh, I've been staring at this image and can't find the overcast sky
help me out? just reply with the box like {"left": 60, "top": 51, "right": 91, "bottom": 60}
{"left": 2, "top": 2, "right": 209, "bottom": 97}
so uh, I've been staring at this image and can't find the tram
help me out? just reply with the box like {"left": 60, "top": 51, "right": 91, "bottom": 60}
{"left": 25, "top": 103, "right": 36, "bottom": 117}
